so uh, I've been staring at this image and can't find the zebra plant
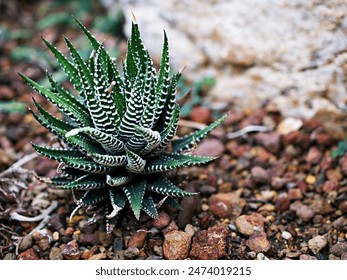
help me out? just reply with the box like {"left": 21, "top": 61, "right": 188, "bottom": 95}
{"left": 19, "top": 17, "right": 226, "bottom": 230}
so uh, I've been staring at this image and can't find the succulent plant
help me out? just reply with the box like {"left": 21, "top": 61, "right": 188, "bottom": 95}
{"left": 19, "top": 17, "right": 226, "bottom": 230}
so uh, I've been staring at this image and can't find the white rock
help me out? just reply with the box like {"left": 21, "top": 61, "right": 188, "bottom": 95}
{"left": 277, "top": 117, "right": 303, "bottom": 135}
{"left": 281, "top": 231, "right": 292, "bottom": 240}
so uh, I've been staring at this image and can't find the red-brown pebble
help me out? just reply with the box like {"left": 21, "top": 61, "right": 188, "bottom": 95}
{"left": 17, "top": 248, "right": 40, "bottom": 260}
{"left": 246, "top": 232, "right": 271, "bottom": 253}
{"left": 208, "top": 191, "right": 246, "bottom": 219}
{"left": 163, "top": 231, "right": 191, "bottom": 260}
{"left": 62, "top": 240, "right": 80, "bottom": 260}
{"left": 128, "top": 231, "right": 148, "bottom": 248}
{"left": 152, "top": 211, "right": 171, "bottom": 229}
{"left": 190, "top": 225, "right": 229, "bottom": 260}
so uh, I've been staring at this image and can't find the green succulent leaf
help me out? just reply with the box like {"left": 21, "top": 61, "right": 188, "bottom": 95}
{"left": 122, "top": 179, "right": 146, "bottom": 220}
{"left": 142, "top": 195, "right": 158, "bottom": 218}
{"left": 171, "top": 114, "right": 228, "bottom": 153}
{"left": 147, "top": 175, "right": 197, "bottom": 197}
{"left": 144, "top": 153, "right": 216, "bottom": 173}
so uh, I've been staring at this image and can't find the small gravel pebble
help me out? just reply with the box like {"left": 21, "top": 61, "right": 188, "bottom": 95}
{"left": 128, "top": 231, "right": 148, "bottom": 248}
{"left": 235, "top": 213, "right": 267, "bottom": 236}
{"left": 190, "top": 225, "right": 229, "bottom": 260}
{"left": 49, "top": 247, "right": 63, "bottom": 260}
{"left": 330, "top": 242, "right": 347, "bottom": 257}
{"left": 19, "top": 234, "right": 33, "bottom": 252}
{"left": 152, "top": 211, "right": 171, "bottom": 229}
{"left": 246, "top": 232, "right": 271, "bottom": 253}
{"left": 163, "top": 231, "right": 191, "bottom": 260}
{"left": 308, "top": 235, "right": 328, "bottom": 254}
{"left": 62, "top": 240, "right": 80, "bottom": 260}
{"left": 124, "top": 247, "right": 140, "bottom": 259}
{"left": 282, "top": 231, "right": 292, "bottom": 240}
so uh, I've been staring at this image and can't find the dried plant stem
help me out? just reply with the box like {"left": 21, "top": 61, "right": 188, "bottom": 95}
{"left": 0, "top": 153, "right": 37, "bottom": 178}
{"left": 227, "top": 125, "right": 271, "bottom": 139}
{"left": 10, "top": 200, "right": 58, "bottom": 223}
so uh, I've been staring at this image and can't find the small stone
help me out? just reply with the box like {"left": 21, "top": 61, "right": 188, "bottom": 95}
{"left": 53, "top": 231, "right": 59, "bottom": 241}
{"left": 246, "top": 232, "right": 271, "bottom": 253}
{"left": 17, "top": 248, "right": 40, "bottom": 260}
{"left": 310, "top": 198, "right": 334, "bottom": 215}
{"left": 329, "top": 254, "right": 340, "bottom": 260}
{"left": 275, "top": 196, "right": 290, "bottom": 212}
{"left": 306, "top": 147, "right": 323, "bottom": 165}
{"left": 49, "top": 247, "right": 63, "bottom": 260}
{"left": 184, "top": 224, "right": 196, "bottom": 236}
{"left": 254, "top": 131, "right": 280, "bottom": 153}
{"left": 190, "top": 225, "right": 229, "bottom": 260}
{"left": 341, "top": 252, "right": 347, "bottom": 260}
{"left": 4, "top": 253, "right": 16, "bottom": 260}
{"left": 128, "top": 231, "right": 148, "bottom": 248}
{"left": 260, "top": 190, "right": 276, "bottom": 201}
{"left": 288, "top": 188, "right": 303, "bottom": 200}
{"left": 339, "top": 201, "right": 347, "bottom": 214}
{"left": 286, "top": 251, "right": 301, "bottom": 258}
{"left": 315, "top": 133, "right": 333, "bottom": 146}
{"left": 308, "top": 235, "right": 328, "bottom": 254}
{"left": 113, "top": 238, "right": 124, "bottom": 251}
{"left": 194, "top": 138, "right": 225, "bottom": 157}
{"left": 277, "top": 117, "right": 303, "bottom": 135}
{"left": 79, "top": 233, "right": 99, "bottom": 246}
{"left": 81, "top": 249, "right": 94, "bottom": 260}
{"left": 62, "top": 240, "right": 80, "bottom": 260}
{"left": 162, "top": 220, "right": 179, "bottom": 235}
{"left": 251, "top": 166, "right": 269, "bottom": 184}
{"left": 163, "top": 230, "right": 191, "bottom": 260}
{"left": 124, "top": 247, "right": 140, "bottom": 259}
{"left": 38, "top": 237, "right": 51, "bottom": 251}
{"left": 305, "top": 174, "right": 316, "bottom": 185}
{"left": 19, "top": 234, "right": 33, "bottom": 252}
{"left": 190, "top": 106, "right": 212, "bottom": 124}
{"left": 208, "top": 191, "right": 246, "bottom": 219}
{"left": 256, "top": 252, "right": 269, "bottom": 260}
{"left": 326, "top": 168, "right": 343, "bottom": 181}
{"left": 152, "top": 211, "right": 171, "bottom": 229}
{"left": 47, "top": 213, "right": 64, "bottom": 231}
{"left": 99, "top": 231, "right": 114, "bottom": 247}
{"left": 199, "top": 185, "right": 217, "bottom": 195}
{"left": 89, "top": 253, "right": 107, "bottom": 260}
{"left": 219, "top": 182, "right": 232, "bottom": 193}
{"left": 296, "top": 205, "right": 315, "bottom": 221}
{"left": 201, "top": 204, "right": 209, "bottom": 211}
{"left": 282, "top": 231, "right": 292, "bottom": 240}
{"left": 332, "top": 217, "right": 347, "bottom": 231}
{"left": 300, "top": 254, "right": 317, "bottom": 260}
{"left": 154, "top": 245, "right": 163, "bottom": 256}
{"left": 330, "top": 242, "right": 347, "bottom": 257}
{"left": 235, "top": 213, "right": 268, "bottom": 236}
{"left": 322, "top": 179, "right": 339, "bottom": 193}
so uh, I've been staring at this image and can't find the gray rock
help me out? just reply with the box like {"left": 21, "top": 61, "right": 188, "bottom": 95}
{"left": 308, "top": 235, "right": 327, "bottom": 254}
{"left": 330, "top": 242, "right": 347, "bottom": 257}
{"left": 124, "top": 247, "right": 140, "bottom": 259}
{"left": 19, "top": 234, "right": 33, "bottom": 252}
{"left": 101, "top": 0, "right": 347, "bottom": 120}
{"left": 49, "top": 247, "right": 63, "bottom": 260}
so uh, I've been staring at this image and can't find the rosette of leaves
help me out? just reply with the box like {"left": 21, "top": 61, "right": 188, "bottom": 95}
{"left": 19, "top": 17, "right": 226, "bottom": 228}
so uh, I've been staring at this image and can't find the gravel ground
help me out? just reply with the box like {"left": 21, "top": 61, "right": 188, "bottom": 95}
{"left": 1, "top": 106, "right": 347, "bottom": 260}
